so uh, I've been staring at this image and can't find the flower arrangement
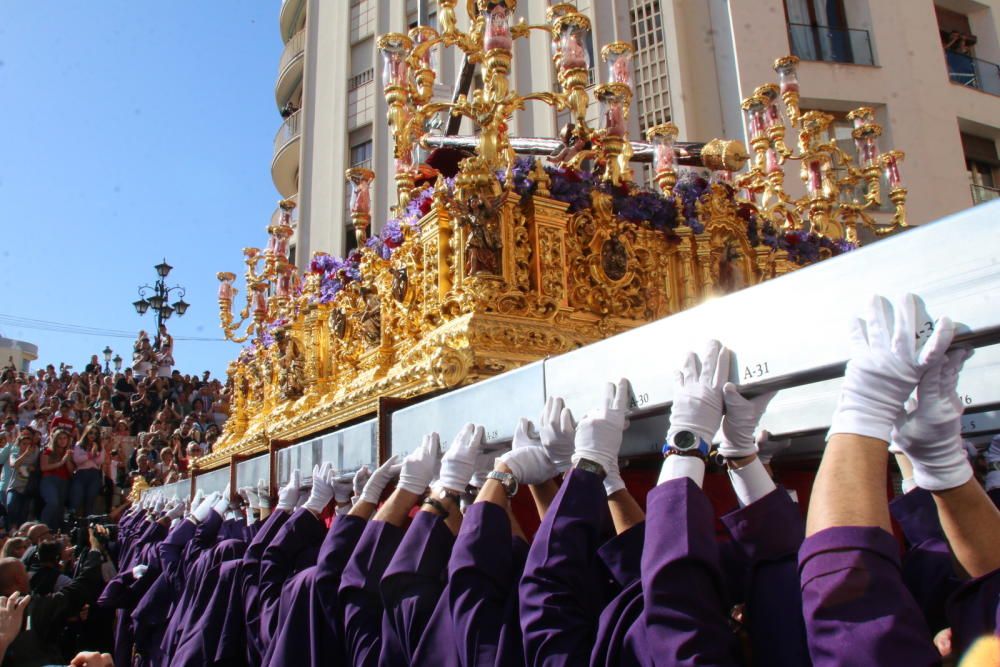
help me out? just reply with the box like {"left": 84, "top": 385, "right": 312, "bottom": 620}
{"left": 310, "top": 251, "right": 363, "bottom": 305}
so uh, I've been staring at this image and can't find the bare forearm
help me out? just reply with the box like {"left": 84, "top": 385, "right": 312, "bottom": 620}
{"left": 529, "top": 479, "right": 559, "bottom": 521}
{"left": 607, "top": 489, "right": 644, "bottom": 534}
{"left": 806, "top": 434, "right": 892, "bottom": 536}
{"left": 932, "top": 479, "right": 1000, "bottom": 578}
{"left": 374, "top": 488, "right": 421, "bottom": 527}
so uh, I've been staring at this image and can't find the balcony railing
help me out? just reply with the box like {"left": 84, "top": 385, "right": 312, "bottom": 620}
{"left": 945, "top": 50, "right": 1000, "bottom": 96}
{"left": 971, "top": 183, "right": 1000, "bottom": 204}
{"left": 788, "top": 23, "right": 874, "bottom": 66}
{"left": 273, "top": 109, "right": 302, "bottom": 157}
{"left": 278, "top": 29, "right": 306, "bottom": 80}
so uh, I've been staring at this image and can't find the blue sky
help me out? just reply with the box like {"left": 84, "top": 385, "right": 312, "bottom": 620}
{"left": 0, "top": 2, "right": 283, "bottom": 378}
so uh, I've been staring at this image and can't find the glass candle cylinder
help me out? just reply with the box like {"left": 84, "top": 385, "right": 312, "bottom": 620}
{"left": 646, "top": 122, "right": 679, "bottom": 173}
{"left": 252, "top": 288, "right": 267, "bottom": 315}
{"left": 598, "top": 85, "right": 628, "bottom": 137}
{"left": 484, "top": 4, "right": 513, "bottom": 51}
{"left": 805, "top": 158, "right": 824, "bottom": 196}
{"left": 848, "top": 107, "right": 876, "bottom": 130}
{"left": 765, "top": 148, "right": 781, "bottom": 174}
{"left": 275, "top": 234, "right": 289, "bottom": 259}
{"left": 855, "top": 130, "right": 881, "bottom": 169}
{"left": 742, "top": 97, "right": 767, "bottom": 141}
{"left": 601, "top": 42, "right": 633, "bottom": 86}
{"left": 276, "top": 269, "right": 292, "bottom": 298}
{"left": 557, "top": 15, "right": 590, "bottom": 72}
{"left": 379, "top": 34, "right": 411, "bottom": 87}
{"left": 217, "top": 273, "right": 235, "bottom": 301}
{"left": 773, "top": 56, "right": 800, "bottom": 95}
{"left": 410, "top": 25, "right": 437, "bottom": 69}
{"left": 882, "top": 151, "right": 904, "bottom": 189}
{"left": 346, "top": 168, "right": 375, "bottom": 215}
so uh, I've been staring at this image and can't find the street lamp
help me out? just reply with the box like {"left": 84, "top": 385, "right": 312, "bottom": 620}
{"left": 113, "top": 354, "right": 123, "bottom": 372}
{"left": 136, "top": 258, "right": 189, "bottom": 349}
{"left": 102, "top": 346, "right": 113, "bottom": 374}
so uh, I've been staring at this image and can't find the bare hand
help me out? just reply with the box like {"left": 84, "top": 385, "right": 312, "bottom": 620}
{"left": 70, "top": 651, "right": 115, "bottom": 667}
{"left": 0, "top": 591, "right": 31, "bottom": 646}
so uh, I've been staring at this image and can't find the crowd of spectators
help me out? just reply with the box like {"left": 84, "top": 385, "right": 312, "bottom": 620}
{"left": 0, "top": 327, "right": 228, "bottom": 533}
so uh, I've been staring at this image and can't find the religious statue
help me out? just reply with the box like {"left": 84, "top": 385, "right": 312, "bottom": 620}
{"left": 359, "top": 287, "right": 382, "bottom": 345}
{"left": 275, "top": 330, "right": 305, "bottom": 400}
{"left": 456, "top": 194, "right": 502, "bottom": 277}
{"left": 350, "top": 177, "right": 371, "bottom": 215}
{"left": 391, "top": 266, "right": 409, "bottom": 303}
{"left": 549, "top": 123, "right": 592, "bottom": 167}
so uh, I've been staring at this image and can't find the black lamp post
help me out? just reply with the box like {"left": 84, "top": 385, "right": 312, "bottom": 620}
{"left": 102, "top": 346, "right": 113, "bottom": 374}
{"left": 134, "top": 258, "right": 189, "bottom": 349}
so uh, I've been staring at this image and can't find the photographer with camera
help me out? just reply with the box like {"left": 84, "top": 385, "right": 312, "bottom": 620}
{"left": 0, "top": 525, "right": 106, "bottom": 666}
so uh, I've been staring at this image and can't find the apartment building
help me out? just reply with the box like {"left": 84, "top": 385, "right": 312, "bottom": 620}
{"left": 270, "top": 0, "right": 1000, "bottom": 266}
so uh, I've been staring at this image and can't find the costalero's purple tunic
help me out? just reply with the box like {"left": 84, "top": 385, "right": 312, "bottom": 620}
{"left": 721, "top": 486, "right": 809, "bottom": 667}
{"left": 799, "top": 526, "right": 939, "bottom": 666}
{"left": 447, "top": 501, "right": 529, "bottom": 667}
{"left": 339, "top": 519, "right": 406, "bottom": 667}
{"left": 262, "top": 514, "right": 367, "bottom": 667}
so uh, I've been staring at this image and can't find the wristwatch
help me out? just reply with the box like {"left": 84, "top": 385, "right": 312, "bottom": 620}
{"left": 572, "top": 458, "right": 607, "bottom": 479}
{"left": 423, "top": 486, "right": 462, "bottom": 519}
{"left": 662, "top": 430, "right": 710, "bottom": 460}
{"left": 486, "top": 470, "right": 519, "bottom": 497}
{"left": 988, "top": 461, "right": 1000, "bottom": 473}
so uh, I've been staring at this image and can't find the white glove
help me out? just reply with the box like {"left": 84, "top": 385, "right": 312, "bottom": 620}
{"left": 257, "top": 479, "right": 271, "bottom": 509}
{"left": 398, "top": 433, "right": 442, "bottom": 494}
{"left": 719, "top": 383, "right": 776, "bottom": 459}
{"left": 667, "top": 341, "right": 730, "bottom": 446}
{"left": 164, "top": 501, "right": 185, "bottom": 521}
{"left": 756, "top": 430, "right": 791, "bottom": 465}
{"left": 469, "top": 448, "right": 502, "bottom": 488}
{"left": 890, "top": 349, "right": 973, "bottom": 491}
{"left": 276, "top": 470, "right": 301, "bottom": 511}
{"left": 240, "top": 486, "right": 261, "bottom": 511}
{"left": 604, "top": 459, "right": 626, "bottom": 496}
{"left": 539, "top": 396, "right": 576, "bottom": 474}
{"left": 358, "top": 455, "right": 403, "bottom": 505}
{"left": 132, "top": 564, "right": 148, "bottom": 580}
{"left": 334, "top": 472, "right": 355, "bottom": 504}
{"left": 571, "top": 378, "right": 630, "bottom": 474}
{"left": 499, "top": 418, "right": 557, "bottom": 485}
{"left": 191, "top": 492, "right": 220, "bottom": 523}
{"left": 829, "top": 294, "right": 955, "bottom": 442}
{"left": 986, "top": 435, "right": 1000, "bottom": 491}
{"left": 191, "top": 489, "right": 205, "bottom": 511}
{"left": 153, "top": 495, "right": 166, "bottom": 514}
{"left": 352, "top": 465, "right": 372, "bottom": 503}
{"left": 438, "top": 424, "right": 483, "bottom": 493}
{"left": 213, "top": 485, "right": 232, "bottom": 516}
{"left": 303, "top": 463, "right": 337, "bottom": 514}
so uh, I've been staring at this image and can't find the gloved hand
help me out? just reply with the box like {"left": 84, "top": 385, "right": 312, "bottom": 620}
{"left": 303, "top": 463, "right": 337, "bottom": 514}
{"left": 257, "top": 479, "right": 271, "bottom": 509}
{"left": 213, "top": 485, "right": 232, "bottom": 516}
{"left": 191, "top": 492, "right": 220, "bottom": 523}
{"left": 352, "top": 465, "right": 372, "bottom": 503}
{"left": 191, "top": 489, "right": 205, "bottom": 511}
{"left": 164, "top": 501, "right": 186, "bottom": 521}
{"left": 667, "top": 341, "right": 730, "bottom": 446}
{"left": 500, "top": 418, "right": 557, "bottom": 485}
{"left": 469, "top": 448, "right": 501, "bottom": 488}
{"left": 539, "top": 396, "right": 576, "bottom": 474}
{"left": 334, "top": 472, "right": 355, "bottom": 505}
{"left": 153, "top": 495, "right": 166, "bottom": 514}
{"left": 240, "top": 486, "right": 261, "bottom": 511}
{"left": 398, "top": 433, "right": 442, "bottom": 494}
{"left": 358, "top": 455, "right": 403, "bottom": 505}
{"left": 830, "top": 294, "right": 955, "bottom": 442}
{"left": 756, "top": 430, "right": 792, "bottom": 465}
{"left": 132, "top": 564, "right": 148, "bottom": 580}
{"left": 719, "top": 384, "right": 777, "bottom": 459}
{"left": 890, "top": 348, "right": 973, "bottom": 491}
{"left": 276, "top": 470, "right": 301, "bottom": 511}
{"left": 500, "top": 417, "right": 558, "bottom": 484}
{"left": 572, "top": 378, "right": 630, "bottom": 474}
{"left": 437, "top": 424, "right": 483, "bottom": 493}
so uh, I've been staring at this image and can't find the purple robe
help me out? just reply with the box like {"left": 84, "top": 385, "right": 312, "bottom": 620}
{"left": 519, "top": 468, "right": 616, "bottom": 667}
{"left": 591, "top": 521, "right": 648, "bottom": 666}
{"left": 947, "top": 566, "right": 1000, "bottom": 657}
{"left": 642, "top": 477, "right": 741, "bottom": 666}
{"left": 447, "top": 501, "right": 529, "bottom": 667}
{"left": 216, "top": 509, "right": 291, "bottom": 666}
{"left": 257, "top": 507, "right": 328, "bottom": 649}
{"left": 262, "top": 514, "right": 366, "bottom": 667}
{"left": 381, "top": 510, "right": 459, "bottom": 666}
{"left": 720, "top": 487, "right": 809, "bottom": 666}
{"left": 339, "top": 519, "right": 406, "bottom": 667}
{"left": 799, "top": 526, "right": 938, "bottom": 666}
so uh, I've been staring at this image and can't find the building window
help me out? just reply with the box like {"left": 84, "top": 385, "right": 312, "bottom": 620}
{"left": 937, "top": 5, "right": 1000, "bottom": 96}
{"left": 347, "top": 81, "right": 374, "bottom": 130}
{"left": 628, "top": 0, "right": 671, "bottom": 135}
{"left": 288, "top": 243, "right": 297, "bottom": 267}
{"left": 785, "top": 0, "right": 874, "bottom": 66}
{"left": 350, "top": 0, "right": 375, "bottom": 43}
{"left": 963, "top": 132, "right": 1000, "bottom": 204}
{"left": 350, "top": 140, "right": 373, "bottom": 169}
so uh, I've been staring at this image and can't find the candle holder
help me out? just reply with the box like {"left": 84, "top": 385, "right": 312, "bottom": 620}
{"left": 346, "top": 167, "right": 376, "bottom": 246}
{"left": 646, "top": 122, "right": 679, "bottom": 196}
{"left": 773, "top": 55, "right": 800, "bottom": 125}
{"left": 595, "top": 82, "right": 631, "bottom": 185}
{"left": 601, "top": 41, "right": 634, "bottom": 86}
{"left": 554, "top": 13, "right": 592, "bottom": 128}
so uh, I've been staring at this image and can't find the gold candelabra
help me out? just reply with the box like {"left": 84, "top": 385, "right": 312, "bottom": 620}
{"left": 217, "top": 199, "right": 300, "bottom": 343}
{"left": 720, "top": 56, "right": 908, "bottom": 241}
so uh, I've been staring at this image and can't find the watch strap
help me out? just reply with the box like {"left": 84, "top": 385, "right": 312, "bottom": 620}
{"left": 422, "top": 497, "right": 450, "bottom": 519}
{"left": 572, "top": 458, "right": 607, "bottom": 479}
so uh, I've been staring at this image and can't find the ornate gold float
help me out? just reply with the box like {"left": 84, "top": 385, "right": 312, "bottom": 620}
{"left": 200, "top": 1, "right": 909, "bottom": 470}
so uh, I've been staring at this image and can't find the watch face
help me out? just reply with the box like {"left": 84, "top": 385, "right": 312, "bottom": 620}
{"left": 672, "top": 430, "right": 696, "bottom": 451}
